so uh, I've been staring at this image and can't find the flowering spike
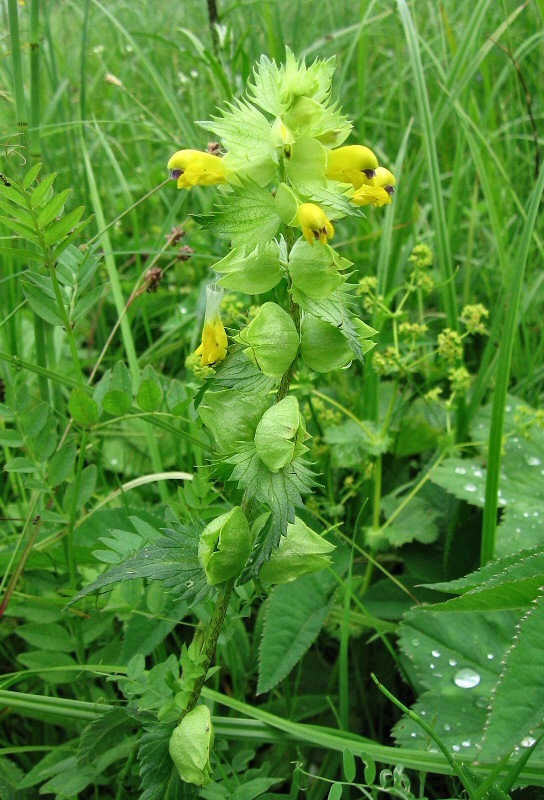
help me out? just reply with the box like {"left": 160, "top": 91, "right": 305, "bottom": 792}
{"left": 297, "top": 203, "right": 334, "bottom": 246}
{"left": 167, "top": 149, "right": 227, "bottom": 190}
{"left": 195, "top": 284, "right": 228, "bottom": 366}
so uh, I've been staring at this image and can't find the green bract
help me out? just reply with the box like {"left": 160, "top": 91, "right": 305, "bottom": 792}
{"left": 301, "top": 314, "right": 353, "bottom": 372}
{"left": 236, "top": 302, "right": 299, "bottom": 377}
{"left": 254, "top": 396, "right": 309, "bottom": 472}
{"left": 198, "top": 389, "right": 270, "bottom": 453}
{"left": 288, "top": 238, "right": 348, "bottom": 299}
{"left": 259, "top": 516, "right": 335, "bottom": 584}
{"left": 215, "top": 242, "right": 283, "bottom": 294}
{"left": 169, "top": 705, "right": 214, "bottom": 786}
{"left": 199, "top": 507, "right": 252, "bottom": 585}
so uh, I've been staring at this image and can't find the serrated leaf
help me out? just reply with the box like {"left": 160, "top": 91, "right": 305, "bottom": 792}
{"left": 139, "top": 723, "right": 197, "bottom": 800}
{"left": 210, "top": 347, "right": 276, "bottom": 395}
{"left": 479, "top": 590, "right": 544, "bottom": 761}
{"left": 324, "top": 419, "right": 390, "bottom": 466}
{"left": 68, "top": 387, "right": 99, "bottom": 427}
{"left": 195, "top": 180, "right": 280, "bottom": 249}
{"left": 77, "top": 709, "right": 135, "bottom": 766}
{"left": 258, "top": 570, "right": 337, "bottom": 693}
{"left": 67, "top": 521, "right": 210, "bottom": 608}
{"left": 394, "top": 607, "right": 518, "bottom": 757}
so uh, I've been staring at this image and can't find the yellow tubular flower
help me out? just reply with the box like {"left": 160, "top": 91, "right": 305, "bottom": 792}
{"left": 326, "top": 145, "right": 379, "bottom": 189}
{"left": 195, "top": 285, "right": 228, "bottom": 366}
{"left": 351, "top": 166, "right": 397, "bottom": 208}
{"left": 297, "top": 203, "right": 334, "bottom": 246}
{"left": 168, "top": 149, "right": 227, "bottom": 190}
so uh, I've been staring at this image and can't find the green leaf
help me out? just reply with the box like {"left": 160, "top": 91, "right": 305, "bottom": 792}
{"left": 29, "top": 172, "right": 57, "bottom": 208}
{"left": 0, "top": 181, "right": 28, "bottom": 207}
{"left": 62, "top": 464, "right": 97, "bottom": 514}
{"left": 284, "top": 136, "right": 327, "bottom": 190}
{"left": 120, "top": 599, "right": 187, "bottom": 664}
{"left": 21, "top": 281, "right": 65, "bottom": 326}
{"left": 342, "top": 748, "right": 356, "bottom": 783}
{"left": 17, "top": 651, "right": 79, "bottom": 684}
{"left": 102, "top": 389, "right": 132, "bottom": 416}
{"left": 0, "top": 429, "right": 24, "bottom": 447}
{"left": 215, "top": 242, "right": 283, "bottom": 294}
{"left": 43, "top": 206, "right": 85, "bottom": 247}
{"left": 3, "top": 457, "right": 36, "bottom": 473}
{"left": 380, "top": 495, "right": 440, "bottom": 547}
{"left": 47, "top": 438, "right": 77, "bottom": 487}
{"left": 479, "top": 590, "right": 544, "bottom": 761}
{"left": 258, "top": 570, "right": 337, "bottom": 693}
{"left": 210, "top": 347, "right": 276, "bottom": 395}
{"left": 137, "top": 365, "right": 163, "bottom": 412}
{"left": 16, "top": 622, "right": 73, "bottom": 652}
{"left": 195, "top": 180, "right": 280, "bottom": 249}
{"left": 327, "top": 784, "right": 343, "bottom": 800}
{"left": 77, "top": 709, "right": 135, "bottom": 767}
{"left": 198, "top": 389, "right": 270, "bottom": 453}
{"left": 37, "top": 188, "right": 71, "bottom": 228}
{"left": 324, "top": 419, "right": 390, "bottom": 466}
{"left": 288, "top": 239, "right": 346, "bottom": 300}
{"left": 22, "top": 162, "right": 43, "bottom": 189}
{"left": 139, "top": 723, "right": 196, "bottom": 800}
{"left": 67, "top": 521, "right": 210, "bottom": 608}
{"left": 0, "top": 214, "right": 40, "bottom": 245}
{"left": 68, "top": 387, "right": 99, "bottom": 427}
{"left": 394, "top": 607, "right": 518, "bottom": 757}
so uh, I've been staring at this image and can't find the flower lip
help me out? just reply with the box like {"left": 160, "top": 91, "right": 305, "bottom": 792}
{"left": 362, "top": 168, "right": 376, "bottom": 180}
{"left": 169, "top": 169, "right": 183, "bottom": 180}
{"left": 385, "top": 185, "right": 395, "bottom": 195}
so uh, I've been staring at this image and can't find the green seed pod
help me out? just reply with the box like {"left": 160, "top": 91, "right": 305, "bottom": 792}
{"left": 300, "top": 314, "right": 353, "bottom": 372}
{"left": 259, "top": 517, "right": 335, "bottom": 584}
{"left": 288, "top": 238, "right": 348, "bottom": 299}
{"left": 254, "top": 396, "right": 309, "bottom": 472}
{"left": 169, "top": 705, "right": 214, "bottom": 786}
{"left": 236, "top": 302, "right": 299, "bottom": 377}
{"left": 199, "top": 507, "right": 252, "bottom": 585}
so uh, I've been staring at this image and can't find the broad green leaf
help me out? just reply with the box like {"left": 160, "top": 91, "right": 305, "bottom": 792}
{"left": 284, "top": 136, "right": 327, "bottom": 190}
{"left": 77, "top": 709, "right": 135, "bottom": 766}
{"left": 68, "top": 387, "right": 99, "bottom": 427}
{"left": 324, "top": 420, "right": 390, "bottom": 466}
{"left": 229, "top": 777, "right": 282, "bottom": 800}
{"left": 111, "top": 360, "right": 133, "bottom": 397}
{"left": 102, "top": 389, "right": 132, "bottom": 416}
{"left": 195, "top": 180, "right": 280, "bottom": 249}
{"left": 210, "top": 347, "right": 276, "bottom": 395}
{"left": 394, "top": 607, "right": 518, "bottom": 757}
{"left": 258, "top": 570, "right": 337, "bottom": 693}
{"left": 380, "top": 495, "right": 440, "bottom": 547}
{"left": 479, "top": 590, "right": 544, "bottom": 761}
{"left": 16, "top": 622, "right": 73, "bottom": 652}
{"left": 288, "top": 239, "right": 347, "bottom": 300}
{"left": 137, "top": 365, "right": 163, "bottom": 412}
{"left": 37, "top": 188, "right": 71, "bottom": 228}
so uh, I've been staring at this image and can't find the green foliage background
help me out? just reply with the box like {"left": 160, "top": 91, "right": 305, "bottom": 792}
{"left": 1, "top": 1, "right": 544, "bottom": 798}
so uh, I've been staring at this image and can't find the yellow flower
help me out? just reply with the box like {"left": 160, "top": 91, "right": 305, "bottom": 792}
{"left": 167, "top": 149, "right": 227, "bottom": 190}
{"left": 326, "top": 145, "right": 379, "bottom": 189}
{"left": 195, "top": 285, "right": 228, "bottom": 366}
{"left": 351, "top": 167, "right": 396, "bottom": 207}
{"left": 297, "top": 203, "right": 334, "bottom": 246}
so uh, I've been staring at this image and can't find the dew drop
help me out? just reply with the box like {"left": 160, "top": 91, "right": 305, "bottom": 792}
{"left": 462, "top": 740, "right": 471, "bottom": 748}
{"left": 454, "top": 668, "right": 481, "bottom": 689}
{"left": 430, "top": 663, "right": 436, "bottom": 670}
{"left": 411, "top": 638, "right": 420, "bottom": 647}
{"left": 455, "top": 466, "right": 467, "bottom": 475}
{"left": 443, "top": 723, "right": 451, "bottom": 732}
{"left": 521, "top": 736, "right": 536, "bottom": 748}
{"left": 464, "top": 483, "right": 478, "bottom": 493}
{"left": 411, "top": 732, "right": 417, "bottom": 738}
{"left": 523, "top": 511, "right": 530, "bottom": 518}
{"left": 473, "top": 468, "right": 484, "bottom": 478}
{"left": 449, "top": 658, "right": 457, "bottom": 667}
{"left": 487, "top": 653, "right": 494, "bottom": 660}
{"left": 526, "top": 456, "right": 541, "bottom": 467}
{"left": 452, "top": 744, "right": 460, "bottom": 752}
{"left": 475, "top": 696, "right": 488, "bottom": 709}
{"left": 505, "top": 405, "right": 512, "bottom": 412}
{"left": 432, "top": 649, "right": 441, "bottom": 658}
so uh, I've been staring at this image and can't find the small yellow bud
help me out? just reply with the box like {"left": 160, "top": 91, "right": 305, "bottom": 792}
{"left": 296, "top": 203, "right": 334, "bottom": 246}
{"left": 195, "top": 285, "right": 228, "bottom": 367}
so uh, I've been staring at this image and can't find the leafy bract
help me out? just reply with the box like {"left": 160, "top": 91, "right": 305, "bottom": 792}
{"left": 215, "top": 241, "right": 283, "bottom": 294}
{"left": 66, "top": 521, "right": 210, "bottom": 608}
